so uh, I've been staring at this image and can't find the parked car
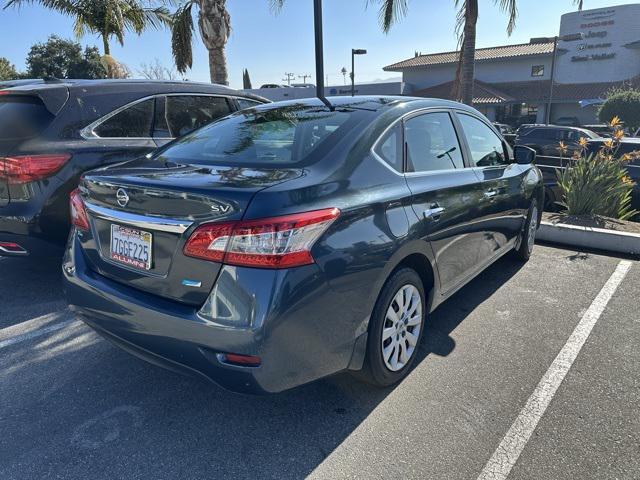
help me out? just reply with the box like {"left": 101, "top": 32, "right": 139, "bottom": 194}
{"left": 554, "top": 116, "right": 580, "bottom": 127}
{"left": 492, "top": 122, "right": 514, "bottom": 135}
{"left": 582, "top": 124, "right": 613, "bottom": 138}
{"left": 515, "top": 125, "right": 598, "bottom": 157}
{"left": 259, "top": 84, "right": 290, "bottom": 89}
{"left": 0, "top": 79, "right": 267, "bottom": 257}
{"left": 63, "top": 96, "right": 543, "bottom": 394}
{"left": 537, "top": 137, "right": 640, "bottom": 211}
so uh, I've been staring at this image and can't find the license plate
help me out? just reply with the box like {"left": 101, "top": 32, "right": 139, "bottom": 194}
{"left": 110, "top": 224, "right": 152, "bottom": 270}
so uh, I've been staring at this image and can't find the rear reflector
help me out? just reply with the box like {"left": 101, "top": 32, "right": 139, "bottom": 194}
{"left": 219, "top": 353, "right": 262, "bottom": 367}
{"left": 69, "top": 188, "right": 90, "bottom": 231}
{"left": 0, "top": 242, "right": 27, "bottom": 254}
{"left": 183, "top": 208, "right": 340, "bottom": 269}
{"left": 0, "top": 154, "right": 71, "bottom": 184}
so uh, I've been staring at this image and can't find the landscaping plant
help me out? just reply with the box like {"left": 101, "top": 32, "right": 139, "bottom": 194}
{"left": 556, "top": 117, "right": 638, "bottom": 220}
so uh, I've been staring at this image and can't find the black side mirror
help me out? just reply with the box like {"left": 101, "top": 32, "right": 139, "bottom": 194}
{"left": 514, "top": 145, "right": 536, "bottom": 165}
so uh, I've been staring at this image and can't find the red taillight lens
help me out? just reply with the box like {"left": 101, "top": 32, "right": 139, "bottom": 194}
{"left": 69, "top": 188, "right": 90, "bottom": 231}
{"left": 184, "top": 208, "right": 340, "bottom": 269}
{"left": 0, "top": 154, "right": 71, "bottom": 184}
{"left": 220, "top": 353, "right": 262, "bottom": 367}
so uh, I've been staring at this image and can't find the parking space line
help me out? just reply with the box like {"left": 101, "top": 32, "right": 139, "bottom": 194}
{"left": 477, "top": 259, "right": 632, "bottom": 480}
{"left": 0, "top": 319, "right": 78, "bottom": 350}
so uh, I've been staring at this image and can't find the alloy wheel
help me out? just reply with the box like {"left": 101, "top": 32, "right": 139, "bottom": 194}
{"left": 381, "top": 284, "right": 423, "bottom": 372}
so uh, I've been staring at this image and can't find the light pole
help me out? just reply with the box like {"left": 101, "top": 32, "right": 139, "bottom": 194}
{"left": 533, "top": 33, "right": 583, "bottom": 125}
{"left": 351, "top": 48, "right": 367, "bottom": 96}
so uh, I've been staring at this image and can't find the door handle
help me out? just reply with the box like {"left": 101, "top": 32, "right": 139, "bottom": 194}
{"left": 424, "top": 206, "right": 445, "bottom": 220}
{"left": 484, "top": 189, "right": 498, "bottom": 199}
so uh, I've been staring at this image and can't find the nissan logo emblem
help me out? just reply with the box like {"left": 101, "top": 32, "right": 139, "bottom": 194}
{"left": 116, "top": 188, "right": 130, "bottom": 207}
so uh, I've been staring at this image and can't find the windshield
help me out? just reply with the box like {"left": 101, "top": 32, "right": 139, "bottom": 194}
{"left": 155, "top": 104, "right": 368, "bottom": 167}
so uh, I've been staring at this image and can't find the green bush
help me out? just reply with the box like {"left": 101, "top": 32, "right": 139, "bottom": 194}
{"left": 557, "top": 137, "right": 636, "bottom": 220}
{"left": 598, "top": 89, "right": 640, "bottom": 132}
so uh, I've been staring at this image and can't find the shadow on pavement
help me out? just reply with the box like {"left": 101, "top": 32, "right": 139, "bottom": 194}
{"left": 0, "top": 254, "right": 524, "bottom": 479}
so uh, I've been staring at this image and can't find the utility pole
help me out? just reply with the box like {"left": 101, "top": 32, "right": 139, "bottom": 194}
{"left": 298, "top": 74, "right": 312, "bottom": 84}
{"left": 282, "top": 72, "right": 295, "bottom": 86}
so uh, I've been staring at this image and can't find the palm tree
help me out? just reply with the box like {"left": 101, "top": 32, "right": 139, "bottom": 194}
{"left": 370, "top": 0, "right": 584, "bottom": 105}
{"left": 171, "top": 0, "right": 284, "bottom": 85}
{"left": 4, "top": 0, "right": 171, "bottom": 57}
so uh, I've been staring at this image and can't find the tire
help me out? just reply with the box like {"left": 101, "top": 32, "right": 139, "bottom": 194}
{"left": 514, "top": 200, "right": 539, "bottom": 261}
{"left": 357, "top": 268, "right": 426, "bottom": 387}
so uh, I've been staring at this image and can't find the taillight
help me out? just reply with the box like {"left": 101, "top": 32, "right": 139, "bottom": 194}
{"left": 70, "top": 188, "right": 90, "bottom": 231}
{"left": 184, "top": 208, "right": 340, "bottom": 269}
{"left": 0, "top": 154, "right": 71, "bottom": 184}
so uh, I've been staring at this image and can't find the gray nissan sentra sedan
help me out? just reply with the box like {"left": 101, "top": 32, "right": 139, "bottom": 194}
{"left": 63, "top": 96, "right": 543, "bottom": 394}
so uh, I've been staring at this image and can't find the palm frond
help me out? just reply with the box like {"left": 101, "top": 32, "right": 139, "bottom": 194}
{"left": 367, "top": 0, "right": 408, "bottom": 33}
{"left": 493, "top": 0, "right": 517, "bottom": 35}
{"left": 269, "top": 0, "right": 285, "bottom": 14}
{"left": 171, "top": 1, "right": 194, "bottom": 74}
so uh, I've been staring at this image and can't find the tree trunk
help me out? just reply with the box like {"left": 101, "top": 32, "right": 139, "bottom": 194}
{"left": 102, "top": 34, "right": 110, "bottom": 56}
{"left": 458, "top": 0, "right": 478, "bottom": 106}
{"left": 198, "top": 0, "right": 231, "bottom": 85}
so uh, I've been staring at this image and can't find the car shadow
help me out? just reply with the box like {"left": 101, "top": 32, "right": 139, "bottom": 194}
{"left": 1, "top": 253, "right": 525, "bottom": 479}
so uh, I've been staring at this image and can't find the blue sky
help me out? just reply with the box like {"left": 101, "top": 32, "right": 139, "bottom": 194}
{"left": 0, "top": 0, "right": 628, "bottom": 88}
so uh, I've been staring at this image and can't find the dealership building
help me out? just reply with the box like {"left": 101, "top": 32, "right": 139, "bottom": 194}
{"left": 384, "top": 3, "right": 640, "bottom": 125}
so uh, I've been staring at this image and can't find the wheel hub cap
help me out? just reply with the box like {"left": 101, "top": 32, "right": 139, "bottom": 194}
{"left": 381, "top": 284, "right": 423, "bottom": 372}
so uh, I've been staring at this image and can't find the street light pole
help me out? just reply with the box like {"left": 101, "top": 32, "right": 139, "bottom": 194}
{"left": 313, "top": 0, "right": 332, "bottom": 109}
{"left": 545, "top": 36, "right": 558, "bottom": 125}
{"left": 351, "top": 49, "right": 367, "bottom": 96}
{"left": 535, "top": 33, "right": 583, "bottom": 125}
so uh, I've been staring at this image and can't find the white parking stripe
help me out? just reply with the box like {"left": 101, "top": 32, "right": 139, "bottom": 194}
{"left": 0, "top": 319, "right": 78, "bottom": 349}
{"left": 477, "top": 259, "right": 632, "bottom": 480}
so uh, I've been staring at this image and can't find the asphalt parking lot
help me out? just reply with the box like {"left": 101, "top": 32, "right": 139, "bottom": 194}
{"left": 1, "top": 244, "right": 638, "bottom": 480}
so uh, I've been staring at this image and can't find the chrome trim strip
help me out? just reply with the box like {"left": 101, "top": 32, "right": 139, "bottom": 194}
{"left": 84, "top": 202, "right": 192, "bottom": 234}
{"left": 80, "top": 93, "right": 238, "bottom": 140}
{"left": 0, "top": 245, "right": 28, "bottom": 255}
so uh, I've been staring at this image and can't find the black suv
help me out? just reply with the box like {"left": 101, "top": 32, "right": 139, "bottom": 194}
{"left": 0, "top": 79, "right": 267, "bottom": 257}
{"left": 515, "top": 125, "right": 599, "bottom": 157}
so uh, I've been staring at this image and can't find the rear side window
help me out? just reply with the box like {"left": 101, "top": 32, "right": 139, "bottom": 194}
{"left": 0, "top": 95, "right": 54, "bottom": 139}
{"left": 94, "top": 98, "right": 154, "bottom": 138}
{"left": 374, "top": 123, "right": 403, "bottom": 171}
{"left": 165, "top": 96, "right": 232, "bottom": 137}
{"left": 405, "top": 112, "right": 464, "bottom": 172}
{"left": 156, "top": 106, "right": 364, "bottom": 167}
{"left": 458, "top": 113, "right": 507, "bottom": 167}
{"left": 237, "top": 98, "right": 263, "bottom": 110}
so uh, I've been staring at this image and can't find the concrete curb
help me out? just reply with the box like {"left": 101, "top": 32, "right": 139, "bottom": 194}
{"left": 536, "top": 221, "right": 640, "bottom": 256}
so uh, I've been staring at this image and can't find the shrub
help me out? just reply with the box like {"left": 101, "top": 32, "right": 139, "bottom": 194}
{"left": 598, "top": 88, "right": 640, "bottom": 132}
{"left": 556, "top": 123, "right": 637, "bottom": 220}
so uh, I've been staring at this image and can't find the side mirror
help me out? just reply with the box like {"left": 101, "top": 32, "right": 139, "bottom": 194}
{"left": 514, "top": 145, "right": 536, "bottom": 165}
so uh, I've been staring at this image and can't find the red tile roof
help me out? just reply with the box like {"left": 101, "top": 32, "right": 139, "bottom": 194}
{"left": 384, "top": 41, "right": 555, "bottom": 71}
{"left": 413, "top": 76, "right": 640, "bottom": 105}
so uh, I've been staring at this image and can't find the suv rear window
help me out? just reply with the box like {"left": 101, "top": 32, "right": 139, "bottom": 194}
{"left": 0, "top": 95, "right": 54, "bottom": 140}
{"left": 156, "top": 105, "right": 367, "bottom": 167}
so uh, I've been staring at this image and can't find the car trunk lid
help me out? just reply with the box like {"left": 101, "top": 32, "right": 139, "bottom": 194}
{"left": 79, "top": 159, "right": 302, "bottom": 306}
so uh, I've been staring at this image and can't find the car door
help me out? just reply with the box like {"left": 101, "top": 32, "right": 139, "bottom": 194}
{"left": 152, "top": 95, "right": 234, "bottom": 147}
{"left": 455, "top": 112, "right": 528, "bottom": 261}
{"left": 402, "top": 110, "right": 488, "bottom": 294}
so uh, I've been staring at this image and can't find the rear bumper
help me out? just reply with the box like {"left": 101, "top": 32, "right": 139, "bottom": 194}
{"left": 0, "top": 202, "right": 66, "bottom": 257}
{"left": 62, "top": 233, "right": 363, "bottom": 394}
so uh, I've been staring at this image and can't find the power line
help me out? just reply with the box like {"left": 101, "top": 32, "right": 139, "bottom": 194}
{"left": 282, "top": 72, "right": 295, "bottom": 85}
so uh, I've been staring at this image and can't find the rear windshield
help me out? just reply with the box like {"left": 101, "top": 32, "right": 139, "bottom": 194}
{"left": 0, "top": 95, "right": 54, "bottom": 140}
{"left": 155, "top": 104, "right": 368, "bottom": 167}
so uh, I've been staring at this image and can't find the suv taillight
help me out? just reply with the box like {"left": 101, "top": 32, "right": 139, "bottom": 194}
{"left": 0, "top": 154, "right": 71, "bottom": 184}
{"left": 70, "top": 188, "right": 90, "bottom": 231}
{"left": 184, "top": 208, "right": 340, "bottom": 269}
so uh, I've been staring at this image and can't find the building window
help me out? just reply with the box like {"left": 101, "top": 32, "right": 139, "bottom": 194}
{"left": 526, "top": 105, "right": 538, "bottom": 115}
{"left": 531, "top": 65, "right": 545, "bottom": 77}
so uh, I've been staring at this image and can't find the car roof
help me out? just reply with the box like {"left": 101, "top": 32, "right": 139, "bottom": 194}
{"left": 588, "top": 137, "right": 640, "bottom": 144}
{"left": 250, "top": 95, "right": 478, "bottom": 114}
{"left": 3, "top": 79, "right": 268, "bottom": 103}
